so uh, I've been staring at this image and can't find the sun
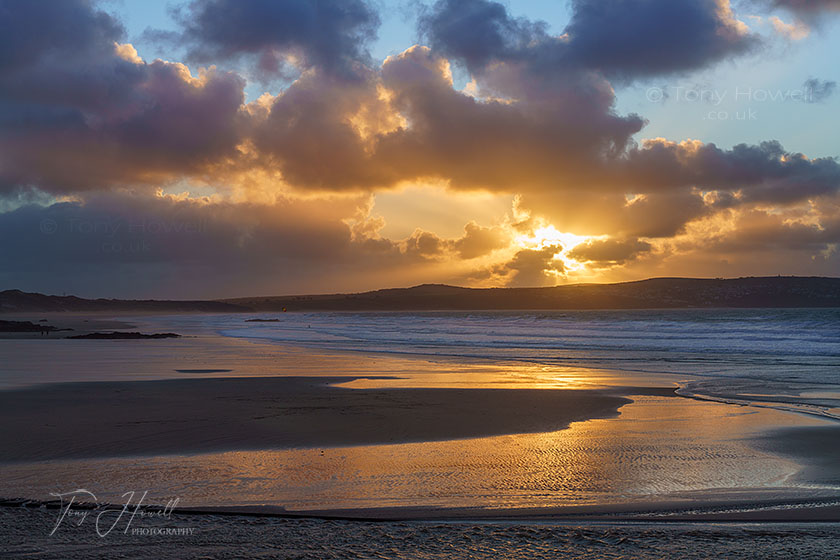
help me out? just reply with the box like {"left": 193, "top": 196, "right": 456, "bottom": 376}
{"left": 515, "top": 225, "right": 604, "bottom": 273}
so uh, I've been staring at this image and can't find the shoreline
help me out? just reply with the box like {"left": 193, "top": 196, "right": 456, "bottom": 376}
{"left": 2, "top": 313, "right": 839, "bottom": 532}
{"left": 4, "top": 494, "right": 840, "bottom": 523}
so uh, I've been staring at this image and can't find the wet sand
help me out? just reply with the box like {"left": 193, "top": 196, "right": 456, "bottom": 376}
{"left": 5, "top": 505, "right": 840, "bottom": 560}
{"left": 751, "top": 425, "right": 840, "bottom": 487}
{"left": 0, "top": 376, "right": 637, "bottom": 462}
{"left": 3, "top": 390, "right": 838, "bottom": 521}
{"left": 1, "top": 315, "right": 839, "bottom": 526}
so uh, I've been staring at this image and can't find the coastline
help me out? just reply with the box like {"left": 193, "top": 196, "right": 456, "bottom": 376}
{"left": 1, "top": 312, "right": 839, "bottom": 528}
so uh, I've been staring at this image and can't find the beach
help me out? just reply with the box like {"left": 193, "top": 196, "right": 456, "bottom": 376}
{"left": 1, "top": 309, "right": 839, "bottom": 557}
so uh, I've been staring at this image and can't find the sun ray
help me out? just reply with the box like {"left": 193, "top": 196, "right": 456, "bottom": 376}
{"left": 514, "top": 225, "right": 606, "bottom": 273}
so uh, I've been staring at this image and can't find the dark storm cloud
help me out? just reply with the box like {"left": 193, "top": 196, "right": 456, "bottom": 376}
{"left": 162, "top": 0, "right": 380, "bottom": 77}
{"left": 418, "top": 0, "right": 757, "bottom": 81}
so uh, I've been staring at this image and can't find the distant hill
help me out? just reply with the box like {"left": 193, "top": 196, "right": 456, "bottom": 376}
{"left": 224, "top": 277, "right": 840, "bottom": 311}
{"left": 0, "top": 289, "right": 248, "bottom": 313}
{"left": 2, "top": 277, "right": 839, "bottom": 314}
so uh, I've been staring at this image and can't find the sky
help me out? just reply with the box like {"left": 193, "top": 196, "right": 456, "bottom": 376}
{"left": 0, "top": 0, "right": 839, "bottom": 298}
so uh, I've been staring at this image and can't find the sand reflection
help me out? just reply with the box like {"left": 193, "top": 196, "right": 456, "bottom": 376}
{"left": 1, "top": 396, "right": 833, "bottom": 512}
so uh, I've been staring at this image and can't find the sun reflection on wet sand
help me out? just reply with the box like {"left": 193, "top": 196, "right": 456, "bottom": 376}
{"left": 1, "top": 396, "right": 833, "bottom": 512}
{"left": 0, "top": 328, "right": 676, "bottom": 391}
{"left": 3, "top": 313, "right": 839, "bottom": 516}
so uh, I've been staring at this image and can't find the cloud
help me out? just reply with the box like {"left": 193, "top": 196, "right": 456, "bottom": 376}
{"left": 158, "top": 0, "right": 380, "bottom": 78}
{"left": 803, "top": 78, "right": 837, "bottom": 103}
{"left": 755, "top": 0, "right": 840, "bottom": 36}
{"left": 0, "top": 190, "right": 523, "bottom": 297}
{"left": 0, "top": 0, "right": 838, "bottom": 293}
{"left": 3, "top": 0, "right": 832, "bottom": 223}
{"left": 251, "top": 66, "right": 399, "bottom": 191}
{"left": 760, "top": 0, "right": 840, "bottom": 19}
{"left": 0, "top": 191, "right": 381, "bottom": 297}
{"left": 0, "top": 0, "right": 246, "bottom": 195}
{"left": 417, "top": 0, "right": 548, "bottom": 73}
{"left": 562, "top": 0, "right": 756, "bottom": 81}
{"left": 712, "top": 207, "right": 840, "bottom": 252}
{"left": 377, "top": 219, "right": 511, "bottom": 263}
{"left": 768, "top": 15, "right": 810, "bottom": 39}
{"left": 0, "top": 194, "right": 330, "bottom": 297}
{"left": 243, "top": 43, "right": 643, "bottom": 193}
{"left": 373, "top": 45, "right": 645, "bottom": 192}
{"left": 403, "top": 220, "right": 510, "bottom": 260}
{"left": 618, "top": 139, "right": 840, "bottom": 205}
{"left": 516, "top": 189, "right": 710, "bottom": 241}
{"left": 492, "top": 244, "right": 565, "bottom": 287}
{"left": 374, "top": 51, "right": 839, "bottom": 235}
{"left": 568, "top": 238, "right": 652, "bottom": 266}
{"left": 418, "top": 0, "right": 758, "bottom": 82}
{"left": 0, "top": 0, "right": 124, "bottom": 73}
{"left": 452, "top": 221, "right": 509, "bottom": 259}
{"left": 403, "top": 229, "right": 447, "bottom": 259}
{"left": 638, "top": 200, "right": 840, "bottom": 282}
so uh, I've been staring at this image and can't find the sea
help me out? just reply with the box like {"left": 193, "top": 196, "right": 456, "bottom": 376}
{"left": 211, "top": 308, "right": 840, "bottom": 415}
